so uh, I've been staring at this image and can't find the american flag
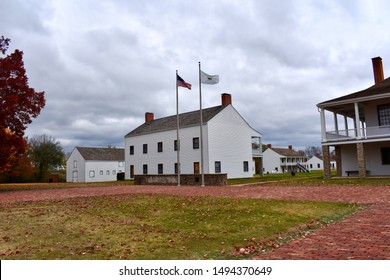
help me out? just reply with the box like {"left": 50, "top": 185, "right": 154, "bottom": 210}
{"left": 177, "top": 74, "right": 192, "bottom": 90}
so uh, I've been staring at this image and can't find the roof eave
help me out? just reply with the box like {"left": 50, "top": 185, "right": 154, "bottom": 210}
{"left": 317, "top": 91, "right": 390, "bottom": 109}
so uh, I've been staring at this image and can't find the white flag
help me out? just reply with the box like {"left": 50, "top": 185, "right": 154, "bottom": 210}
{"left": 200, "top": 70, "right": 219, "bottom": 85}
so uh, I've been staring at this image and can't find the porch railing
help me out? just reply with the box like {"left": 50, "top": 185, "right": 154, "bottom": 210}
{"left": 324, "top": 125, "right": 390, "bottom": 142}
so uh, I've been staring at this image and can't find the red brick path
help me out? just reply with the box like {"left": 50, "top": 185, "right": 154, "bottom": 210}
{"left": 1, "top": 184, "right": 389, "bottom": 259}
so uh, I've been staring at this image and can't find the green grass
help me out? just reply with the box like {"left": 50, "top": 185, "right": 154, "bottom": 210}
{"left": 228, "top": 171, "right": 390, "bottom": 186}
{"left": 0, "top": 194, "right": 359, "bottom": 260}
{"left": 1, "top": 170, "right": 389, "bottom": 193}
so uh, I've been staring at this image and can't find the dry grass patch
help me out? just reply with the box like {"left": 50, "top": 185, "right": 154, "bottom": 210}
{"left": 0, "top": 194, "right": 359, "bottom": 260}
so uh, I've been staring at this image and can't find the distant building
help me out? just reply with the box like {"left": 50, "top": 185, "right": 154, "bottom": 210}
{"left": 307, "top": 155, "right": 323, "bottom": 171}
{"left": 66, "top": 147, "right": 125, "bottom": 182}
{"left": 307, "top": 155, "right": 337, "bottom": 171}
{"left": 317, "top": 57, "right": 390, "bottom": 177}
{"left": 124, "top": 93, "right": 262, "bottom": 179}
{"left": 263, "top": 144, "right": 308, "bottom": 173}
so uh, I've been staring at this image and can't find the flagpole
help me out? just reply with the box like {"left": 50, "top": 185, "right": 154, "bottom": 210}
{"left": 176, "top": 70, "right": 180, "bottom": 186}
{"left": 198, "top": 62, "right": 205, "bottom": 186}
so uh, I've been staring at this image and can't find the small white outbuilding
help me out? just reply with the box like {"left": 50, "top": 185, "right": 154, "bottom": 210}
{"left": 66, "top": 147, "right": 125, "bottom": 182}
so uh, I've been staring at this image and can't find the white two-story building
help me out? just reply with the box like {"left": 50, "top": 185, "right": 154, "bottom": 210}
{"left": 124, "top": 93, "right": 262, "bottom": 180}
{"left": 317, "top": 57, "right": 390, "bottom": 178}
{"left": 262, "top": 144, "right": 308, "bottom": 173}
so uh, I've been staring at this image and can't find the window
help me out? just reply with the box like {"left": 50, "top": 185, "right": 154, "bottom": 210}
{"left": 378, "top": 104, "right": 390, "bottom": 126}
{"left": 73, "top": 160, "right": 77, "bottom": 168}
{"left": 193, "top": 137, "right": 199, "bottom": 149}
{"left": 381, "top": 147, "right": 390, "bottom": 165}
{"left": 158, "top": 164, "right": 163, "bottom": 174}
{"left": 243, "top": 161, "right": 249, "bottom": 172}
{"left": 317, "top": 164, "right": 321, "bottom": 168}
{"left": 143, "top": 164, "right": 148, "bottom": 174}
{"left": 100, "top": 170, "right": 103, "bottom": 175}
{"left": 129, "top": 145, "right": 134, "bottom": 155}
{"left": 174, "top": 140, "right": 179, "bottom": 151}
{"left": 89, "top": 171, "right": 95, "bottom": 178}
{"left": 118, "top": 161, "right": 124, "bottom": 167}
{"left": 158, "top": 142, "right": 163, "bottom": 153}
{"left": 215, "top": 161, "right": 221, "bottom": 173}
{"left": 310, "top": 164, "right": 313, "bottom": 168}
{"left": 174, "top": 163, "right": 179, "bottom": 174}
{"left": 106, "top": 170, "right": 110, "bottom": 175}
{"left": 143, "top": 144, "right": 148, "bottom": 154}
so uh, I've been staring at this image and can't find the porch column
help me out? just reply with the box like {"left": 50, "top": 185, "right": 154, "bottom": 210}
{"left": 354, "top": 102, "right": 361, "bottom": 138}
{"left": 320, "top": 108, "right": 327, "bottom": 142}
{"left": 356, "top": 143, "right": 367, "bottom": 178}
{"left": 333, "top": 112, "right": 339, "bottom": 135}
{"left": 335, "top": 145, "right": 342, "bottom": 177}
{"left": 322, "top": 145, "right": 331, "bottom": 179}
{"left": 344, "top": 116, "right": 349, "bottom": 136}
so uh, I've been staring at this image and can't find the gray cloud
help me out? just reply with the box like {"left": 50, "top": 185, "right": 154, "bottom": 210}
{"left": 2, "top": 0, "right": 390, "bottom": 152}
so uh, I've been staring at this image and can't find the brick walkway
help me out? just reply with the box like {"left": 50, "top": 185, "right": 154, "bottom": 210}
{"left": 1, "top": 184, "right": 389, "bottom": 259}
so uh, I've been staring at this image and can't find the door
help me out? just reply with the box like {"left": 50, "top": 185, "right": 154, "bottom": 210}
{"left": 72, "top": 171, "right": 78, "bottom": 182}
{"left": 194, "top": 162, "right": 200, "bottom": 174}
{"left": 130, "top": 165, "right": 134, "bottom": 178}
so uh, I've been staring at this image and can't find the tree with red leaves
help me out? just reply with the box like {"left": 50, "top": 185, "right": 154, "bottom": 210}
{"left": 0, "top": 36, "right": 45, "bottom": 173}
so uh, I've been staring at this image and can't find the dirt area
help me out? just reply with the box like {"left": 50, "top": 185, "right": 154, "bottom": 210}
{"left": 1, "top": 183, "right": 389, "bottom": 259}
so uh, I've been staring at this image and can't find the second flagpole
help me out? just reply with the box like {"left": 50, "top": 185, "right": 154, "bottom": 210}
{"left": 176, "top": 70, "right": 180, "bottom": 186}
{"left": 198, "top": 62, "right": 205, "bottom": 186}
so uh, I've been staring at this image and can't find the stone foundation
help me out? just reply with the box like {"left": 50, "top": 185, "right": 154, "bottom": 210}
{"left": 134, "top": 174, "right": 228, "bottom": 186}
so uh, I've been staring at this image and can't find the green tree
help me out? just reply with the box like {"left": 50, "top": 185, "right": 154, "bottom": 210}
{"left": 29, "top": 134, "right": 64, "bottom": 182}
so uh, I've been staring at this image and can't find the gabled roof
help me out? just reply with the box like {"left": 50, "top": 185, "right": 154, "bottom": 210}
{"left": 317, "top": 76, "right": 390, "bottom": 108}
{"left": 76, "top": 147, "right": 124, "bottom": 161}
{"left": 125, "top": 105, "right": 227, "bottom": 137}
{"left": 267, "top": 147, "right": 306, "bottom": 157}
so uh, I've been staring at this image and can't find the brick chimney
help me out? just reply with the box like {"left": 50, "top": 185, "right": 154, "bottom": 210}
{"left": 372, "top": 57, "right": 384, "bottom": 84}
{"left": 288, "top": 145, "right": 293, "bottom": 150}
{"left": 145, "top": 112, "right": 154, "bottom": 123}
{"left": 267, "top": 144, "right": 272, "bottom": 148}
{"left": 221, "top": 93, "right": 232, "bottom": 106}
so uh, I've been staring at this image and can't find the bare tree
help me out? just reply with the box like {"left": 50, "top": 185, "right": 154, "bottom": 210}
{"left": 304, "top": 146, "right": 322, "bottom": 157}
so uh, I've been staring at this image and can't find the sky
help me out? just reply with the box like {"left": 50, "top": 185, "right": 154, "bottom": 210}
{"left": 2, "top": 0, "right": 390, "bottom": 153}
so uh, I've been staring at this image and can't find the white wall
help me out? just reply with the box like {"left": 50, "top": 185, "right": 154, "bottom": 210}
{"left": 262, "top": 148, "right": 282, "bottom": 173}
{"left": 307, "top": 156, "right": 323, "bottom": 171}
{"left": 84, "top": 161, "right": 125, "bottom": 182}
{"left": 207, "top": 105, "right": 261, "bottom": 178}
{"left": 125, "top": 126, "right": 203, "bottom": 179}
{"left": 66, "top": 148, "right": 85, "bottom": 182}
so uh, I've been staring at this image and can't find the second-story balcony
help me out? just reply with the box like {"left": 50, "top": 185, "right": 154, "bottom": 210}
{"left": 324, "top": 125, "right": 390, "bottom": 143}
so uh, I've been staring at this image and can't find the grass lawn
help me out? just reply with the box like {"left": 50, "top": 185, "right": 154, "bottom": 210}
{"left": 0, "top": 194, "right": 359, "bottom": 260}
{"left": 228, "top": 170, "right": 390, "bottom": 186}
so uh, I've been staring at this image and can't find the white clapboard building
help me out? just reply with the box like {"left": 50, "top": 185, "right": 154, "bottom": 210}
{"left": 124, "top": 93, "right": 262, "bottom": 179}
{"left": 66, "top": 147, "right": 125, "bottom": 182}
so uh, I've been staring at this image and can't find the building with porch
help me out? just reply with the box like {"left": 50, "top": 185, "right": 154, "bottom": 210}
{"left": 262, "top": 144, "right": 308, "bottom": 174}
{"left": 124, "top": 93, "right": 262, "bottom": 180}
{"left": 317, "top": 57, "right": 390, "bottom": 178}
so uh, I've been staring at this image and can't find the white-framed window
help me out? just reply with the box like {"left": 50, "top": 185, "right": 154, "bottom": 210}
{"left": 89, "top": 171, "right": 95, "bottom": 178}
{"left": 100, "top": 170, "right": 103, "bottom": 175}
{"left": 243, "top": 161, "right": 249, "bottom": 172}
{"left": 73, "top": 160, "right": 77, "bottom": 168}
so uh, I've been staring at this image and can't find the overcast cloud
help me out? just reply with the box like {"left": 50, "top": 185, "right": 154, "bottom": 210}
{"left": 2, "top": 0, "right": 390, "bottom": 152}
